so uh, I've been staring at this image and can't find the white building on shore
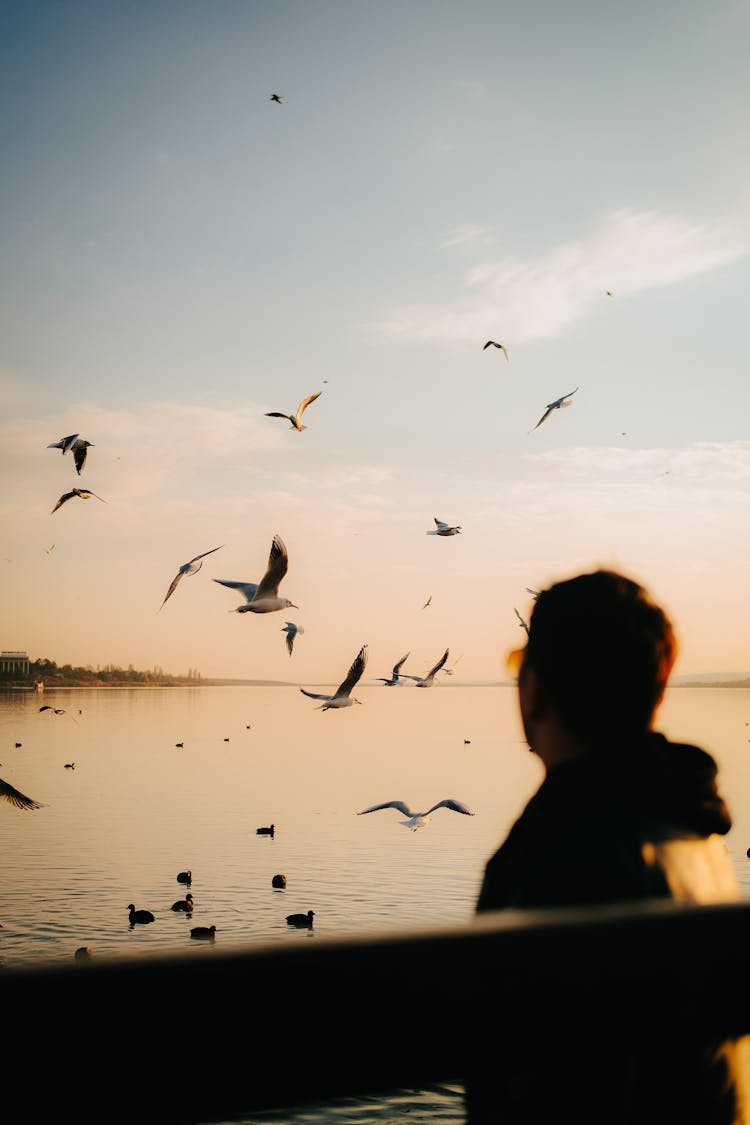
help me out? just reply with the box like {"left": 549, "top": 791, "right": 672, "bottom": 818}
{"left": 0, "top": 651, "right": 30, "bottom": 676}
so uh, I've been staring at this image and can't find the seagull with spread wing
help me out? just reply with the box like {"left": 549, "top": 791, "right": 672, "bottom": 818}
{"left": 358, "top": 798, "right": 474, "bottom": 831}
{"left": 282, "top": 621, "right": 304, "bottom": 656}
{"left": 48, "top": 435, "right": 94, "bottom": 474}
{"left": 300, "top": 644, "right": 368, "bottom": 710}
{"left": 265, "top": 391, "right": 321, "bottom": 432}
{"left": 530, "top": 387, "right": 579, "bottom": 432}
{"left": 376, "top": 652, "right": 411, "bottom": 686}
{"left": 402, "top": 647, "right": 450, "bottom": 688}
{"left": 270, "top": 93, "right": 283, "bottom": 103}
{"left": 51, "top": 488, "right": 107, "bottom": 514}
{"left": 159, "top": 545, "right": 223, "bottom": 611}
{"left": 427, "top": 518, "right": 461, "bottom": 536}
{"left": 214, "top": 535, "right": 297, "bottom": 614}
{"left": 482, "top": 340, "right": 509, "bottom": 362}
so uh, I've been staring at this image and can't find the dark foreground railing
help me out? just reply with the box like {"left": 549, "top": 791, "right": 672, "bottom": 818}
{"left": 5, "top": 898, "right": 750, "bottom": 1124}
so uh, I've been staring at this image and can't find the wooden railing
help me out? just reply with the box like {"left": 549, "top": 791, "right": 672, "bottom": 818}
{"left": 5, "top": 898, "right": 750, "bottom": 1124}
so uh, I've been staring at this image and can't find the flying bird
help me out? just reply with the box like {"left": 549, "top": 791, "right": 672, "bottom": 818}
{"left": 44, "top": 544, "right": 55, "bottom": 556}
{"left": 282, "top": 621, "right": 304, "bottom": 656}
{"left": 47, "top": 433, "right": 79, "bottom": 455}
{"left": 483, "top": 341, "right": 509, "bottom": 362}
{"left": 51, "top": 488, "right": 107, "bottom": 514}
{"left": 270, "top": 93, "right": 283, "bottom": 103}
{"left": 402, "top": 647, "right": 450, "bottom": 688}
{"left": 358, "top": 798, "right": 474, "bottom": 832}
{"left": 300, "top": 643, "right": 368, "bottom": 710}
{"left": 213, "top": 535, "right": 297, "bottom": 614}
{"left": 421, "top": 595, "right": 432, "bottom": 610}
{"left": 48, "top": 436, "right": 94, "bottom": 474}
{"left": 265, "top": 391, "right": 321, "bottom": 432}
{"left": 0, "top": 777, "right": 44, "bottom": 811}
{"left": 159, "top": 545, "right": 223, "bottom": 612}
{"left": 39, "top": 705, "right": 77, "bottom": 722}
{"left": 427, "top": 518, "right": 461, "bottom": 536}
{"left": 530, "top": 387, "right": 579, "bottom": 432}
{"left": 514, "top": 608, "right": 530, "bottom": 637}
{"left": 376, "top": 652, "right": 411, "bottom": 686}
{"left": 443, "top": 653, "right": 463, "bottom": 676}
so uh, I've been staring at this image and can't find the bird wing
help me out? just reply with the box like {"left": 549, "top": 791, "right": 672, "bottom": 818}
{"left": 213, "top": 578, "right": 259, "bottom": 603}
{"left": 560, "top": 386, "right": 579, "bottom": 404}
{"left": 296, "top": 391, "right": 321, "bottom": 418}
{"left": 300, "top": 687, "right": 333, "bottom": 701}
{"left": 424, "top": 798, "right": 474, "bottom": 817}
{"left": 284, "top": 626, "right": 296, "bottom": 656}
{"left": 0, "top": 777, "right": 44, "bottom": 810}
{"left": 500, "top": 345, "right": 509, "bottom": 362}
{"left": 78, "top": 490, "right": 106, "bottom": 502}
{"left": 72, "top": 440, "right": 90, "bottom": 474}
{"left": 48, "top": 434, "right": 79, "bottom": 453}
{"left": 482, "top": 341, "right": 497, "bottom": 350}
{"left": 358, "top": 800, "right": 413, "bottom": 817}
{"left": 265, "top": 412, "right": 291, "bottom": 420}
{"left": 255, "top": 534, "right": 289, "bottom": 598}
{"left": 335, "top": 643, "right": 368, "bottom": 696}
{"left": 51, "top": 489, "right": 78, "bottom": 513}
{"left": 531, "top": 405, "right": 554, "bottom": 431}
{"left": 426, "top": 648, "right": 450, "bottom": 678}
{"left": 514, "top": 608, "right": 530, "bottom": 635}
{"left": 393, "top": 652, "right": 410, "bottom": 675}
{"left": 434, "top": 518, "right": 450, "bottom": 530}
{"left": 159, "top": 571, "right": 185, "bottom": 610}
{"left": 188, "top": 545, "right": 223, "bottom": 567}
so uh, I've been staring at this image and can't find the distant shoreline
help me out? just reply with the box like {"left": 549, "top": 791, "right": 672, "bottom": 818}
{"left": 2, "top": 677, "right": 749, "bottom": 691}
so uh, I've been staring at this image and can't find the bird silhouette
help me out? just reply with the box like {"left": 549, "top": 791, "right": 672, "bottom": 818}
{"left": 190, "top": 925, "right": 216, "bottom": 940}
{"left": 176, "top": 870, "right": 192, "bottom": 885}
{"left": 282, "top": 621, "right": 304, "bottom": 656}
{"left": 300, "top": 644, "right": 368, "bottom": 709}
{"left": 214, "top": 535, "right": 297, "bottom": 614}
{"left": 376, "top": 652, "right": 411, "bottom": 686}
{"left": 171, "top": 894, "right": 194, "bottom": 912}
{"left": 514, "top": 608, "right": 530, "bottom": 637}
{"left": 0, "top": 777, "right": 44, "bottom": 810}
{"left": 286, "top": 910, "right": 314, "bottom": 928}
{"left": 265, "top": 391, "right": 321, "bottom": 431}
{"left": 358, "top": 798, "right": 474, "bottom": 831}
{"left": 51, "top": 488, "right": 106, "bottom": 514}
{"left": 427, "top": 518, "right": 461, "bottom": 536}
{"left": 159, "top": 545, "right": 223, "bottom": 612}
{"left": 48, "top": 435, "right": 94, "bottom": 474}
{"left": 128, "top": 904, "right": 155, "bottom": 925}
{"left": 421, "top": 594, "right": 432, "bottom": 609}
{"left": 270, "top": 93, "right": 283, "bottom": 103}
{"left": 530, "top": 388, "right": 578, "bottom": 432}
{"left": 482, "top": 341, "right": 509, "bottom": 362}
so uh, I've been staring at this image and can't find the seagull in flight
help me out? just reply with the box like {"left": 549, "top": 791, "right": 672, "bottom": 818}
{"left": 483, "top": 341, "right": 509, "bottom": 362}
{"left": 39, "top": 705, "right": 78, "bottom": 722}
{"left": 427, "top": 518, "right": 461, "bottom": 536}
{"left": 265, "top": 391, "right": 321, "bottom": 432}
{"left": 357, "top": 798, "right": 474, "bottom": 831}
{"left": 530, "top": 387, "right": 579, "bottom": 432}
{"left": 300, "top": 644, "right": 368, "bottom": 710}
{"left": 1, "top": 777, "right": 45, "bottom": 811}
{"left": 442, "top": 653, "right": 463, "bottom": 676}
{"left": 214, "top": 534, "right": 297, "bottom": 614}
{"left": 159, "top": 545, "right": 223, "bottom": 611}
{"left": 421, "top": 594, "right": 432, "bottom": 610}
{"left": 282, "top": 621, "right": 304, "bottom": 656}
{"left": 270, "top": 93, "right": 283, "bottom": 103}
{"left": 47, "top": 433, "right": 79, "bottom": 455}
{"left": 51, "top": 488, "right": 107, "bottom": 514}
{"left": 376, "top": 652, "right": 411, "bottom": 686}
{"left": 402, "top": 647, "right": 450, "bottom": 688}
{"left": 48, "top": 436, "right": 94, "bottom": 474}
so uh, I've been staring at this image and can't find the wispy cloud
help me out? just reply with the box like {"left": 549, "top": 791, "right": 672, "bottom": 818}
{"left": 439, "top": 225, "right": 490, "bottom": 249}
{"left": 370, "top": 209, "right": 748, "bottom": 344}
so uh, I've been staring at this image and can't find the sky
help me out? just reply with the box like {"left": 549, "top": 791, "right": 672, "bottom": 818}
{"left": 1, "top": 0, "right": 749, "bottom": 684}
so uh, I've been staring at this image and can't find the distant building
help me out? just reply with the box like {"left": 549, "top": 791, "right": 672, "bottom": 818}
{"left": 0, "top": 651, "right": 30, "bottom": 676}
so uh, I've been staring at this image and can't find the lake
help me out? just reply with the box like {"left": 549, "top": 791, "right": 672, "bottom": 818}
{"left": 2, "top": 682, "right": 750, "bottom": 1122}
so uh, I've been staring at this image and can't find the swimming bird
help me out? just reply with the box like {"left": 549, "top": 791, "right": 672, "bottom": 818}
{"left": 300, "top": 643, "right": 368, "bottom": 710}
{"left": 176, "top": 870, "right": 192, "bottom": 884}
{"left": 159, "top": 544, "right": 223, "bottom": 611}
{"left": 270, "top": 93, "right": 283, "bottom": 103}
{"left": 265, "top": 390, "right": 321, "bottom": 432}
{"left": 213, "top": 534, "right": 297, "bottom": 614}
{"left": 190, "top": 925, "right": 216, "bottom": 940}
{"left": 272, "top": 874, "right": 287, "bottom": 889}
{"left": 514, "top": 608, "right": 530, "bottom": 637}
{"left": 402, "top": 647, "right": 450, "bottom": 688}
{"left": 74, "top": 946, "right": 93, "bottom": 960}
{"left": 128, "top": 904, "right": 155, "bottom": 925}
{"left": 427, "top": 518, "right": 461, "bottom": 536}
{"left": 51, "top": 488, "right": 107, "bottom": 514}
{"left": 286, "top": 910, "right": 314, "bottom": 928}
{"left": 48, "top": 436, "right": 94, "bottom": 474}
{"left": 376, "top": 652, "right": 411, "bottom": 686}
{"left": 358, "top": 798, "right": 475, "bottom": 831}
{"left": 483, "top": 341, "right": 509, "bottom": 362}
{"left": 171, "top": 894, "right": 194, "bottom": 912}
{"left": 0, "top": 777, "right": 44, "bottom": 810}
{"left": 47, "top": 433, "right": 79, "bottom": 455}
{"left": 256, "top": 824, "right": 275, "bottom": 836}
{"left": 530, "top": 387, "right": 579, "bottom": 432}
{"left": 282, "top": 621, "right": 304, "bottom": 656}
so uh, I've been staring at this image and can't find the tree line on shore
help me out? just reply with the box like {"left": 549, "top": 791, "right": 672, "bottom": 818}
{"left": 1, "top": 658, "right": 203, "bottom": 687}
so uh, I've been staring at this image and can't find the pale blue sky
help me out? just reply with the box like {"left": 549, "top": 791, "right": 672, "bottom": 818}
{"left": 1, "top": 0, "right": 749, "bottom": 681}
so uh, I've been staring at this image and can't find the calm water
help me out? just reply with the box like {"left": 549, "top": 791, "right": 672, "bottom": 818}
{"left": 2, "top": 683, "right": 750, "bottom": 1121}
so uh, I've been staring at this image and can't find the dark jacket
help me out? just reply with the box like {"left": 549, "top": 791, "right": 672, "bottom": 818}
{"left": 468, "top": 732, "right": 750, "bottom": 1125}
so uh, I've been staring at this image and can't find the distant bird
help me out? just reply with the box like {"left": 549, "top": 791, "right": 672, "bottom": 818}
{"left": 483, "top": 340, "right": 509, "bottom": 362}
{"left": 443, "top": 653, "right": 463, "bottom": 676}
{"left": 376, "top": 652, "right": 412, "bottom": 686}
{"left": 530, "top": 387, "right": 579, "bottom": 432}
{"left": 48, "top": 436, "right": 94, "bottom": 474}
{"left": 270, "top": 93, "right": 283, "bottom": 103}
{"left": 128, "top": 904, "right": 155, "bottom": 925}
{"left": 606, "top": 290, "right": 613, "bottom": 296}
{"left": 159, "top": 544, "right": 223, "bottom": 611}
{"left": 213, "top": 534, "right": 297, "bottom": 614}
{"left": 514, "top": 608, "right": 530, "bottom": 637}
{"left": 176, "top": 870, "right": 192, "bottom": 885}
{"left": 282, "top": 621, "right": 304, "bottom": 656}
{"left": 171, "top": 894, "right": 194, "bottom": 912}
{"left": 44, "top": 544, "right": 55, "bottom": 556}
{"left": 402, "top": 647, "right": 450, "bottom": 688}
{"left": 286, "top": 910, "right": 314, "bottom": 928}
{"left": 265, "top": 390, "right": 321, "bottom": 432}
{"left": 358, "top": 798, "right": 475, "bottom": 832}
{"left": 64, "top": 762, "right": 75, "bottom": 769}
{"left": 0, "top": 777, "right": 44, "bottom": 810}
{"left": 256, "top": 824, "right": 275, "bottom": 837}
{"left": 300, "top": 643, "right": 368, "bottom": 710}
{"left": 427, "top": 518, "right": 461, "bottom": 536}
{"left": 51, "top": 487, "right": 107, "bottom": 514}
{"left": 175, "top": 742, "right": 184, "bottom": 749}
{"left": 39, "top": 706, "right": 66, "bottom": 716}
{"left": 272, "top": 874, "right": 287, "bottom": 889}
{"left": 190, "top": 925, "right": 216, "bottom": 940}
{"left": 421, "top": 595, "right": 432, "bottom": 609}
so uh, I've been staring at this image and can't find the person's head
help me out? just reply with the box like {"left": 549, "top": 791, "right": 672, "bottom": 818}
{"left": 519, "top": 569, "right": 677, "bottom": 753}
